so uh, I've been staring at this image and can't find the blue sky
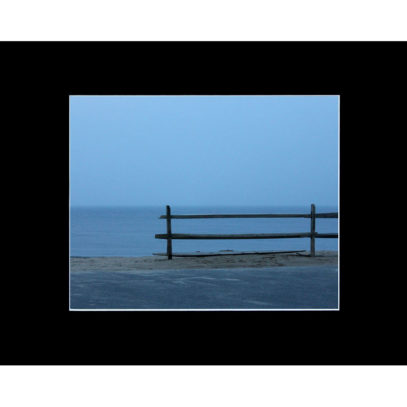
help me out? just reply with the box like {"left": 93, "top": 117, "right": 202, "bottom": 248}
{"left": 70, "top": 95, "right": 338, "bottom": 207}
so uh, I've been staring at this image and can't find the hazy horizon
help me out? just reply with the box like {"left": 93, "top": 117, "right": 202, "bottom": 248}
{"left": 70, "top": 203, "right": 338, "bottom": 208}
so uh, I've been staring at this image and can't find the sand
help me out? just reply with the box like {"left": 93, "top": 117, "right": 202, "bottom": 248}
{"left": 70, "top": 250, "right": 338, "bottom": 272}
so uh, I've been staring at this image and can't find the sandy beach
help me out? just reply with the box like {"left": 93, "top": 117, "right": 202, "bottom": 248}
{"left": 70, "top": 250, "right": 338, "bottom": 272}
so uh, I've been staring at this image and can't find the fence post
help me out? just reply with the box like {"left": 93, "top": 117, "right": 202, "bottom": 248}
{"left": 166, "top": 205, "right": 173, "bottom": 260}
{"left": 310, "top": 203, "right": 316, "bottom": 257}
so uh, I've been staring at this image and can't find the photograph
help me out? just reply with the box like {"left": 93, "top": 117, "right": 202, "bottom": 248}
{"left": 2, "top": 41, "right": 405, "bottom": 365}
{"left": 69, "top": 95, "right": 339, "bottom": 310}
{"left": 1, "top": 1, "right": 406, "bottom": 398}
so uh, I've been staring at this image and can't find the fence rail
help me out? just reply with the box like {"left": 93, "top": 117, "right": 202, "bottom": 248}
{"left": 155, "top": 204, "right": 338, "bottom": 259}
{"left": 159, "top": 213, "right": 338, "bottom": 219}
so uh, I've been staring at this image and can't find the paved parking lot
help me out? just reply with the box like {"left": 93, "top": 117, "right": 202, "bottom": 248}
{"left": 70, "top": 265, "right": 338, "bottom": 310}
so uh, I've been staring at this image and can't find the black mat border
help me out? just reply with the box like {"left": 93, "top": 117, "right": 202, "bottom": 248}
{"left": 1, "top": 41, "right": 405, "bottom": 365}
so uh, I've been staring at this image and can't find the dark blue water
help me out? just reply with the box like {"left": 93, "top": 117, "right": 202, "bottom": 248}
{"left": 70, "top": 205, "right": 338, "bottom": 257}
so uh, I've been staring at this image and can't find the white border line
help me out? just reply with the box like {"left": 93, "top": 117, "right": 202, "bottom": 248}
{"left": 337, "top": 94, "right": 340, "bottom": 309}
{"left": 71, "top": 308, "right": 338, "bottom": 311}
{"left": 69, "top": 97, "right": 72, "bottom": 311}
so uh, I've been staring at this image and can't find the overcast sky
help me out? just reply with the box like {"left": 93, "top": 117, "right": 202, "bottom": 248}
{"left": 70, "top": 95, "right": 338, "bottom": 207}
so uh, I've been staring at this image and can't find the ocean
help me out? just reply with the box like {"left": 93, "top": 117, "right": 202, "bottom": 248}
{"left": 70, "top": 205, "right": 339, "bottom": 257}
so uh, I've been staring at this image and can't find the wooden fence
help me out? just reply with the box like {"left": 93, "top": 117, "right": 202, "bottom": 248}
{"left": 155, "top": 204, "right": 338, "bottom": 259}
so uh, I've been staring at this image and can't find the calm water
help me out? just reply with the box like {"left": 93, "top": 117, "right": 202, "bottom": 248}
{"left": 70, "top": 205, "right": 339, "bottom": 257}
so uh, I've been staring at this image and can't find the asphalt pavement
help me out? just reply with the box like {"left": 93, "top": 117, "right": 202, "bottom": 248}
{"left": 70, "top": 265, "right": 338, "bottom": 310}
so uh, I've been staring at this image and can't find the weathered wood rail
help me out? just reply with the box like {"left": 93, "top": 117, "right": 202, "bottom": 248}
{"left": 155, "top": 204, "right": 338, "bottom": 259}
